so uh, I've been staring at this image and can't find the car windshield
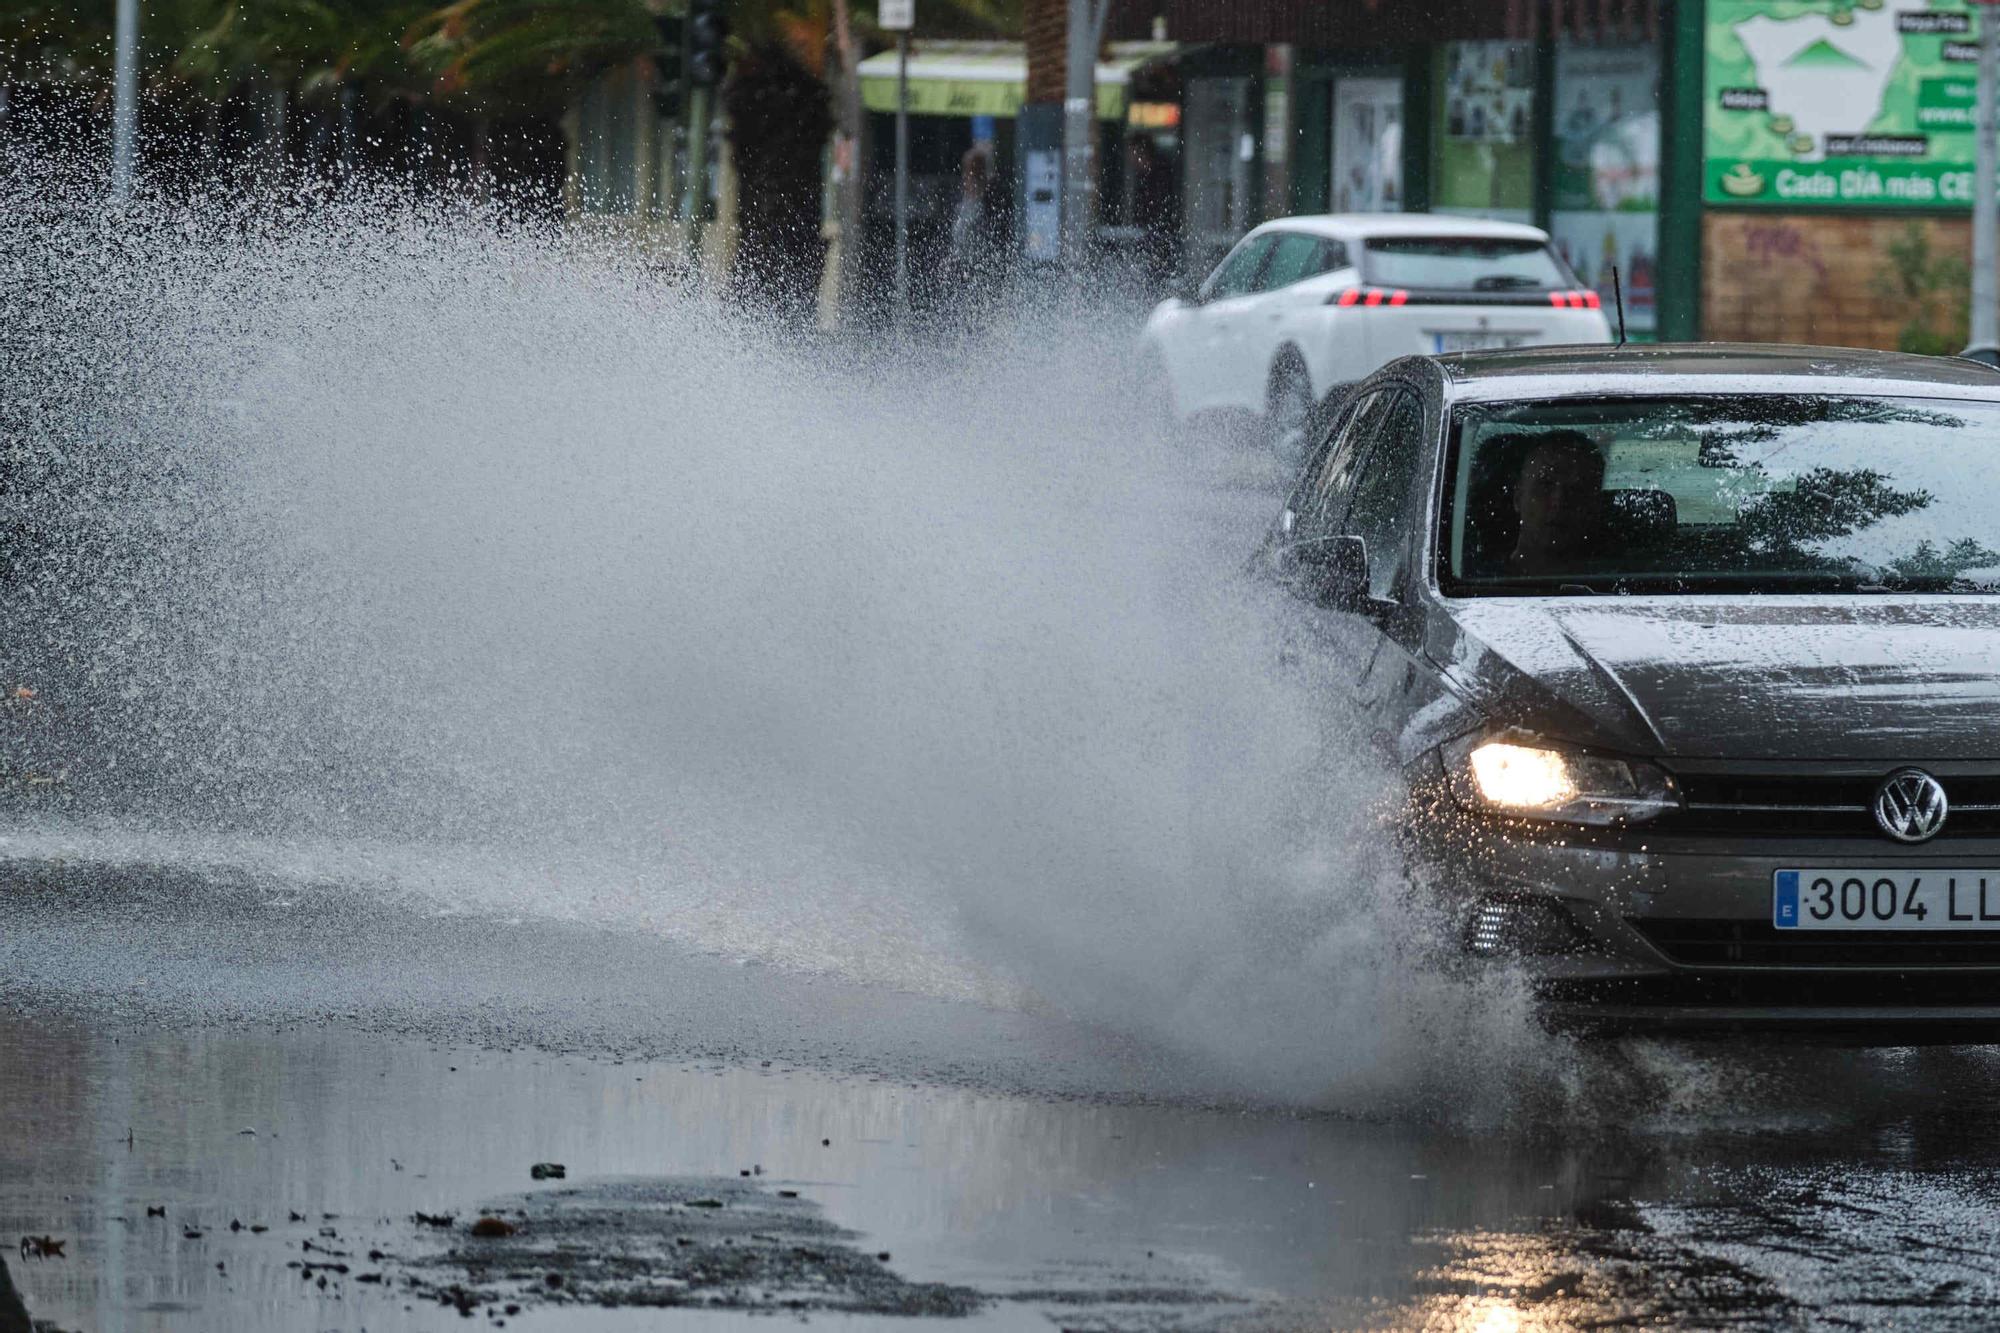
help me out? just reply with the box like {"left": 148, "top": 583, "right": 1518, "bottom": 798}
{"left": 1442, "top": 395, "right": 2000, "bottom": 596}
{"left": 1363, "top": 238, "right": 1569, "bottom": 291}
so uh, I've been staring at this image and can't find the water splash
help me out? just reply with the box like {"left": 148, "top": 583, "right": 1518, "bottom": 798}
{"left": 2, "top": 160, "right": 1559, "bottom": 1117}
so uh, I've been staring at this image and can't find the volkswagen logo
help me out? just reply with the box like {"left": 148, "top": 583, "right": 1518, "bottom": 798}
{"left": 1873, "top": 769, "right": 1949, "bottom": 843}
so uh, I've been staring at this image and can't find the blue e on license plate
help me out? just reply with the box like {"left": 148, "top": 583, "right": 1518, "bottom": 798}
{"left": 1774, "top": 869, "right": 2000, "bottom": 930}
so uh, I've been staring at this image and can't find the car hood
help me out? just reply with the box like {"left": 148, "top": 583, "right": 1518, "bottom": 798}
{"left": 1427, "top": 598, "right": 2000, "bottom": 762}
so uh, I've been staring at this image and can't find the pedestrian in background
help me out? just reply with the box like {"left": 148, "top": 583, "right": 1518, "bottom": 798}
{"left": 945, "top": 143, "right": 1003, "bottom": 313}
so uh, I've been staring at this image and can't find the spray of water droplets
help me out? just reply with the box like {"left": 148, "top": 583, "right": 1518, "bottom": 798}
{"left": 1, "top": 156, "right": 1571, "bottom": 1118}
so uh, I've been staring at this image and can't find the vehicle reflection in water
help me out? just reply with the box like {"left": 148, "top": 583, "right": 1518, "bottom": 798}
{"left": 7, "top": 1009, "right": 2000, "bottom": 1330}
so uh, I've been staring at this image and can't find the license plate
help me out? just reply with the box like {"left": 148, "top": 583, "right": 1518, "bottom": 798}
{"left": 1431, "top": 331, "right": 1528, "bottom": 353}
{"left": 1774, "top": 869, "right": 2000, "bottom": 930}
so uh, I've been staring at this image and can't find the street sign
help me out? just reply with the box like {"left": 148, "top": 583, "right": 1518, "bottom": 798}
{"left": 880, "top": 0, "right": 914, "bottom": 31}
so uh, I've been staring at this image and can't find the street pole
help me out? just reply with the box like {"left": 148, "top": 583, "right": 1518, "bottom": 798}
{"left": 1973, "top": 2, "right": 1999, "bottom": 351}
{"left": 1060, "top": 0, "right": 1111, "bottom": 270}
{"left": 682, "top": 83, "right": 711, "bottom": 254}
{"left": 893, "top": 29, "right": 911, "bottom": 326}
{"left": 111, "top": 0, "right": 138, "bottom": 203}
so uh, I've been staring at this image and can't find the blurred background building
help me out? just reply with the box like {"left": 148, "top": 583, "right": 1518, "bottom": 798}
{"left": 3, "top": 0, "right": 1989, "bottom": 351}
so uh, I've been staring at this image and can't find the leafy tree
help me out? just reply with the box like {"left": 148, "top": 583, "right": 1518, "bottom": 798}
{"left": 1883, "top": 537, "right": 2000, "bottom": 589}
{"left": 1734, "top": 467, "right": 1933, "bottom": 556}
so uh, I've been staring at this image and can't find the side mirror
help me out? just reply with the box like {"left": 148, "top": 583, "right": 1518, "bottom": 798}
{"left": 1292, "top": 535, "right": 1375, "bottom": 613}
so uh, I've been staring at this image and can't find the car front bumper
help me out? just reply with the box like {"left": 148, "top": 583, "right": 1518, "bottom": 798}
{"left": 1539, "top": 1000, "right": 2000, "bottom": 1044}
{"left": 1418, "top": 816, "right": 2000, "bottom": 1038}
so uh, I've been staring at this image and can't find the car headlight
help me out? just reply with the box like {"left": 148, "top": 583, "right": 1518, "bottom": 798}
{"left": 1443, "top": 734, "right": 1679, "bottom": 826}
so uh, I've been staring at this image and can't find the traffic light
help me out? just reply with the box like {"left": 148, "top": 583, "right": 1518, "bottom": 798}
{"left": 687, "top": 0, "right": 730, "bottom": 87}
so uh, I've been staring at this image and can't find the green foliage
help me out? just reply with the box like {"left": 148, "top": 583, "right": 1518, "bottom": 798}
{"left": 1873, "top": 223, "right": 1970, "bottom": 357}
{"left": 404, "top": 0, "right": 659, "bottom": 105}
{"left": 0, "top": 0, "right": 1027, "bottom": 98}
{"left": 1, "top": 0, "right": 432, "bottom": 101}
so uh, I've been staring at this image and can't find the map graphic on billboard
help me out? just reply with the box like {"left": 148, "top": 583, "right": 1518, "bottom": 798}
{"left": 1705, "top": 0, "right": 1986, "bottom": 207}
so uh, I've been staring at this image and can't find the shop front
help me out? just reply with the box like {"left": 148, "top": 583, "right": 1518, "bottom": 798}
{"left": 1290, "top": 9, "right": 1666, "bottom": 336}
{"left": 1123, "top": 1, "right": 1674, "bottom": 333}
{"left": 851, "top": 38, "right": 1176, "bottom": 313}
{"left": 1129, "top": 0, "right": 1998, "bottom": 351}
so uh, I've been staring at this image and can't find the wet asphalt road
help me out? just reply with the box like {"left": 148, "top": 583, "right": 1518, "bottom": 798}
{"left": 5, "top": 433, "right": 1999, "bottom": 1331}
{"left": 9, "top": 851, "right": 2000, "bottom": 1331}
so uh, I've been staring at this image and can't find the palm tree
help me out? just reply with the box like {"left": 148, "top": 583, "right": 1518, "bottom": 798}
{"left": 402, "top": 0, "right": 658, "bottom": 109}
{"left": 2, "top": 0, "right": 1021, "bottom": 310}
{"left": 402, "top": 0, "right": 1017, "bottom": 318}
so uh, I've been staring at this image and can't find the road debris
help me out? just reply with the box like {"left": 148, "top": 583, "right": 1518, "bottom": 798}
{"left": 381, "top": 1178, "right": 980, "bottom": 1317}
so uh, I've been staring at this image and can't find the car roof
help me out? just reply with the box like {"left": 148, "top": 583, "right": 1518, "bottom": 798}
{"left": 1431, "top": 342, "right": 2000, "bottom": 403}
{"left": 1247, "top": 213, "right": 1550, "bottom": 244}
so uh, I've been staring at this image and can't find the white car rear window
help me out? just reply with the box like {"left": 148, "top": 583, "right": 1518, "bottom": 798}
{"left": 1363, "top": 238, "right": 1569, "bottom": 292}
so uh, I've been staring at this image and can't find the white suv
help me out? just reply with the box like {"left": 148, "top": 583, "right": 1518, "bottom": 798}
{"left": 1140, "top": 215, "right": 1613, "bottom": 456}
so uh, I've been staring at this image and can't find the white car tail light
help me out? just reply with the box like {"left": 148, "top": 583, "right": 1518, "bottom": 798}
{"left": 1330, "top": 286, "right": 1410, "bottom": 307}
{"left": 1330, "top": 287, "right": 1604, "bottom": 309}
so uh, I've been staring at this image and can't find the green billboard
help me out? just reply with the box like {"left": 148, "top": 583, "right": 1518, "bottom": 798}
{"left": 1705, "top": 0, "right": 1987, "bottom": 207}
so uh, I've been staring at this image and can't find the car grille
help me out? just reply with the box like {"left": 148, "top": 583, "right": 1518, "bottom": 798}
{"left": 1630, "top": 917, "right": 2000, "bottom": 968}
{"left": 1663, "top": 772, "right": 2000, "bottom": 838}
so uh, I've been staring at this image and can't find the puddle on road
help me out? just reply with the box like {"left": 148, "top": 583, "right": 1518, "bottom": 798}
{"left": 0, "top": 1009, "right": 1611, "bottom": 1332}
{"left": 14, "top": 1013, "right": 2000, "bottom": 1331}
{"left": 11, "top": 1012, "right": 2000, "bottom": 1330}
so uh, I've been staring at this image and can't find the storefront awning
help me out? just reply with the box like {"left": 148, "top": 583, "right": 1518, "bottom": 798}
{"left": 858, "top": 41, "right": 1176, "bottom": 121}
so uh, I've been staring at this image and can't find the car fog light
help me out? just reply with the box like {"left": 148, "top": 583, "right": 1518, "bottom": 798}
{"left": 1467, "top": 896, "right": 1584, "bottom": 957}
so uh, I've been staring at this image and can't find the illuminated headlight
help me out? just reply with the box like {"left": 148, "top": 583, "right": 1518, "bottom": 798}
{"left": 1444, "top": 735, "right": 1679, "bottom": 826}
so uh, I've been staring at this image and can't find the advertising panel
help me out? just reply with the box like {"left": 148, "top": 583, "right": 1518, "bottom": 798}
{"left": 1435, "top": 41, "right": 1535, "bottom": 218}
{"left": 1552, "top": 43, "right": 1659, "bottom": 333}
{"left": 1705, "top": 0, "right": 1987, "bottom": 207}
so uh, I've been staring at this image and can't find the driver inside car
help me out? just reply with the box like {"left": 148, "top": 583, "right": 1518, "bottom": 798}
{"left": 1506, "top": 431, "right": 1606, "bottom": 577}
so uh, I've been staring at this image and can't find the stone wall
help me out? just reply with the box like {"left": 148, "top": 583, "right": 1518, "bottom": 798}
{"left": 1702, "top": 211, "right": 1972, "bottom": 351}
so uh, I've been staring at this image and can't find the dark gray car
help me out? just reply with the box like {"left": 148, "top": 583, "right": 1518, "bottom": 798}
{"left": 1266, "top": 344, "right": 2000, "bottom": 1037}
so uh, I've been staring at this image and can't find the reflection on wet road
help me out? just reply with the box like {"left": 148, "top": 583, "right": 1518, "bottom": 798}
{"left": 9, "top": 866, "right": 2000, "bottom": 1331}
